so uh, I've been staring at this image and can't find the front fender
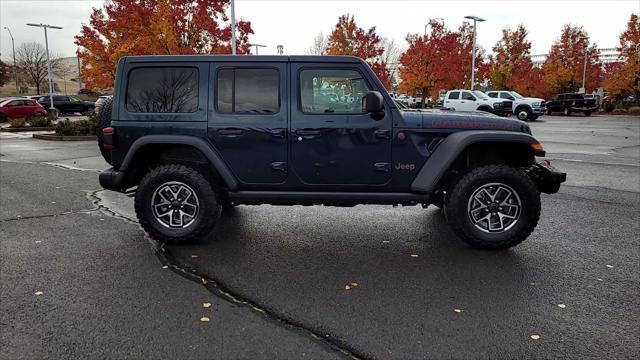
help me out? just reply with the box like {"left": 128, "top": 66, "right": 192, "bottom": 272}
{"left": 410, "top": 130, "right": 543, "bottom": 193}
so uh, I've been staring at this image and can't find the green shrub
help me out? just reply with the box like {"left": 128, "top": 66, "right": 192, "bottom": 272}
{"left": 54, "top": 118, "right": 96, "bottom": 136}
{"left": 28, "top": 116, "right": 52, "bottom": 127}
{"left": 628, "top": 106, "right": 640, "bottom": 115}
{"left": 9, "top": 118, "right": 27, "bottom": 128}
{"left": 602, "top": 101, "right": 615, "bottom": 112}
{"left": 55, "top": 119, "right": 79, "bottom": 136}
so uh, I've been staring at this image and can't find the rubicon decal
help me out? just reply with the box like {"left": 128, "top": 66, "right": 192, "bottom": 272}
{"left": 428, "top": 120, "right": 517, "bottom": 131}
{"left": 395, "top": 163, "right": 416, "bottom": 171}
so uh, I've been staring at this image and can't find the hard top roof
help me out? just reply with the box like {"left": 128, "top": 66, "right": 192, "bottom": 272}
{"left": 123, "top": 55, "right": 364, "bottom": 64}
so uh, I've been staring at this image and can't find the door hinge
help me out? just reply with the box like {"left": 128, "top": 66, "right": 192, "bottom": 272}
{"left": 271, "top": 162, "right": 287, "bottom": 172}
{"left": 374, "top": 162, "right": 391, "bottom": 172}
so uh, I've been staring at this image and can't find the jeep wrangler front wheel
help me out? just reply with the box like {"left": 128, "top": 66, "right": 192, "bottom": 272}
{"left": 445, "top": 165, "right": 540, "bottom": 249}
{"left": 135, "top": 164, "right": 220, "bottom": 244}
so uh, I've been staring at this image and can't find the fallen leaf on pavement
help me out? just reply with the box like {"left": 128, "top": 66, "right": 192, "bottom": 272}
{"left": 350, "top": 282, "right": 359, "bottom": 287}
{"left": 162, "top": 265, "right": 168, "bottom": 269}
{"left": 606, "top": 264, "right": 613, "bottom": 268}
{"left": 201, "top": 278, "right": 208, "bottom": 285}
{"left": 344, "top": 285, "right": 351, "bottom": 290}
{"left": 596, "top": 278, "right": 603, "bottom": 281}
{"left": 191, "top": 255, "right": 199, "bottom": 259}
{"left": 34, "top": 291, "right": 43, "bottom": 296}
{"left": 35, "top": 241, "right": 41, "bottom": 244}
{"left": 530, "top": 335, "right": 540, "bottom": 340}
{"left": 410, "top": 254, "right": 419, "bottom": 258}
{"left": 203, "top": 302, "right": 212, "bottom": 308}
{"left": 557, "top": 304, "right": 566, "bottom": 308}
{"left": 200, "top": 316, "right": 210, "bottom": 322}
{"left": 454, "top": 309, "right": 463, "bottom": 313}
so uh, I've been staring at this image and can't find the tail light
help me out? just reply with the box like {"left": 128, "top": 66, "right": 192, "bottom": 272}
{"left": 102, "top": 127, "right": 114, "bottom": 150}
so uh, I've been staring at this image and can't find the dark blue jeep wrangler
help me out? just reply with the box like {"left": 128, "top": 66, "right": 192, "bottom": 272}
{"left": 97, "top": 55, "right": 565, "bottom": 249}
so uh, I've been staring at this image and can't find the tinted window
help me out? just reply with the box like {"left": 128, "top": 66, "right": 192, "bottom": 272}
{"left": 500, "top": 93, "right": 514, "bottom": 100}
{"left": 461, "top": 92, "right": 475, "bottom": 100}
{"left": 487, "top": 92, "right": 497, "bottom": 98}
{"left": 126, "top": 67, "right": 198, "bottom": 113}
{"left": 54, "top": 96, "right": 68, "bottom": 101}
{"left": 216, "top": 68, "right": 279, "bottom": 114}
{"left": 448, "top": 91, "right": 460, "bottom": 100}
{"left": 300, "top": 69, "right": 370, "bottom": 114}
{"left": 7, "top": 100, "right": 23, "bottom": 106}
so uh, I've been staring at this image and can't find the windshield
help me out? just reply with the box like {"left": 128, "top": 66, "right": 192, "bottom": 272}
{"left": 510, "top": 91, "right": 524, "bottom": 99}
{"left": 472, "top": 91, "right": 489, "bottom": 100}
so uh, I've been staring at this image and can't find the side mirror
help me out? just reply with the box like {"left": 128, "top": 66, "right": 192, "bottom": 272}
{"left": 364, "top": 91, "right": 384, "bottom": 114}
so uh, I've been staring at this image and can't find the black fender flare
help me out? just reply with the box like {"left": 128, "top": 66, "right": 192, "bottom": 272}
{"left": 120, "top": 135, "right": 238, "bottom": 191}
{"left": 410, "top": 131, "right": 542, "bottom": 193}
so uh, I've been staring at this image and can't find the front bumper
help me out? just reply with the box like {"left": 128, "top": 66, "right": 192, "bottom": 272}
{"left": 532, "top": 106, "right": 546, "bottom": 115}
{"left": 99, "top": 167, "right": 127, "bottom": 192}
{"left": 527, "top": 161, "right": 566, "bottom": 194}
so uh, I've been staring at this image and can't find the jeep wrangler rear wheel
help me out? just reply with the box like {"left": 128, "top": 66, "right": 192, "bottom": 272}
{"left": 135, "top": 164, "right": 220, "bottom": 244}
{"left": 444, "top": 165, "right": 540, "bottom": 249}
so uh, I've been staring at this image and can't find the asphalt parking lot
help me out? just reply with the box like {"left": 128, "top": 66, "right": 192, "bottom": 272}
{"left": 1, "top": 114, "right": 638, "bottom": 359}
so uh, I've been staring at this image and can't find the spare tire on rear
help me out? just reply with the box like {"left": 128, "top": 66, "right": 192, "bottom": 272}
{"left": 96, "top": 96, "right": 113, "bottom": 165}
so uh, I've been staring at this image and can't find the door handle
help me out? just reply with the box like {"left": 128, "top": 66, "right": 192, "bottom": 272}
{"left": 374, "top": 129, "right": 391, "bottom": 139}
{"left": 295, "top": 129, "right": 321, "bottom": 136}
{"left": 218, "top": 128, "right": 244, "bottom": 137}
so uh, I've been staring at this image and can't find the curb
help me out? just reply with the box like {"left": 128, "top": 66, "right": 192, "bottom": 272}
{"left": 1, "top": 126, "right": 55, "bottom": 132}
{"left": 32, "top": 133, "right": 96, "bottom": 141}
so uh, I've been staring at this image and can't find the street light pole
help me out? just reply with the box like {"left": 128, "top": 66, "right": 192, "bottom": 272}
{"left": 464, "top": 15, "right": 485, "bottom": 90}
{"left": 26, "top": 23, "right": 62, "bottom": 114}
{"left": 248, "top": 43, "right": 266, "bottom": 55}
{"left": 4, "top": 27, "right": 18, "bottom": 94}
{"left": 230, "top": 0, "right": 236, "bottom": 55}
{"left": 581, "top": 36, "right": 589, "bottom": 93}
{"left": 76, "top": 47, "right": 83, "bottom": 91}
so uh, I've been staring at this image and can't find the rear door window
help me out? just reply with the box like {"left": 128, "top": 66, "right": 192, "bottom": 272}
{"left": 126, "top": 67, "right": 199, "bottom": 113}
{"left": 216, "top": 68, "right": 279, "bottom": 114}
{"left": 448, "top": 91, "right": 460, "bottom": 100}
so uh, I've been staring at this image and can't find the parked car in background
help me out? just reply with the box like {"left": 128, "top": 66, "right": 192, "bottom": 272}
{"left": 78, "top": 88, "right": 98, "bottom": 96}
{"left": 546, "top": 93, "right": 598, "bottom": 116}
{"left": 443, "top": 89, "right": 512, "bottom": 116}
{"left": 37, "top": 95, "right": 95, "bottom": 115}
{"left": 486, "top": 90, "right": 546, "bottom": 122}
{"left": 0, "top": 98, "right": 48, "bottom": 121}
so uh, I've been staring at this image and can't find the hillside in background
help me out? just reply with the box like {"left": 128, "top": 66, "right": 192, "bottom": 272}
{"left": 1, "top": 56, "right": 84, "bottom": 96}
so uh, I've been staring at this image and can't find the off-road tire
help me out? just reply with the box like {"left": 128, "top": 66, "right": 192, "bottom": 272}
{"left": 444, "top": 164, "right": 541, "bottom": 250}
{"left": 135, "top": 164, "right": 220, "bottom": 244}
{"left": 96, "top": 97, "right": 113, "bottom": 165}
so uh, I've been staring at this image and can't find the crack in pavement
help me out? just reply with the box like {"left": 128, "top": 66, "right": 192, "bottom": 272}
{"left": 0, "top": 209, "right": 99, "bottom": 222}
{"left": 87, "top": 189, "right": 366, "bottom": 360}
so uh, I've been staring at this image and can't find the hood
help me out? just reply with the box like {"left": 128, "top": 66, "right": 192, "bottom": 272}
{"left": 523, "top": 97, "right": 545, "bottom": 102}
{"left": 399, "top": 109, "right": 530, "bottom": 134}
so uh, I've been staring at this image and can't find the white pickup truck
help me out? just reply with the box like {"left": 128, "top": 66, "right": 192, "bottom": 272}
{"left": 443, "top": 89, "right": 513, "bottom": 116}
{"left": 486, "top": 90, "right": 546, "bottom": 122}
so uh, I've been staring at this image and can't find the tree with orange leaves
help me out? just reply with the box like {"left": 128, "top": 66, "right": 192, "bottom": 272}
{"left": 75, "top": 0, "right": 253, "bottom": 90}
{"left": 542, "top": 25, "right": 602, "bottom": 94}
{"left": 398, "top": 19, "right": 485, "bottom": 106}
{"left": 488, "top": 24, "right": 545, "bottom": 97}
{"left": 325, "top": 14, "right": 391, "bottom": 89}
{"left": 604, "top": 13, "right": 640, "bottom": 102}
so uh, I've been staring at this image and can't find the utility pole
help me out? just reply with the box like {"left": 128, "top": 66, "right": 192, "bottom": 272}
{"left": 26, "top": 23, "right": 62, "bottom": 115}
{"left": 580, "top": 36, "right": 589, "bottom": 93}
{"left": 3, "top": 27, "right": 18, "bottom": 94}
{"left": 464, "top": 15, "right": 485, "bottom": 90}
{"left": 76, "top": 47, "right": 83, "bottom": 90}
{"left": 230, "top": 0, "right": 236, "bottom": 55}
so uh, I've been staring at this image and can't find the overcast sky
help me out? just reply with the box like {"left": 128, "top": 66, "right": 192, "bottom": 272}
{"left": 1, "top": 0, "right": 638, "bottom": 60}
